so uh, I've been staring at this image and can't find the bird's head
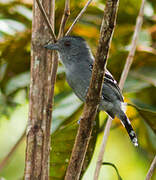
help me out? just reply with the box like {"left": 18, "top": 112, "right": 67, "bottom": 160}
{"left": 44, "top": 36, "right": 93, "bottom": 66}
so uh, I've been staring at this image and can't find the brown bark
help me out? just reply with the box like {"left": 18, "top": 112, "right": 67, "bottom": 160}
{"left": 24, "top": 0, "right": 57, "bottom": 179}
{"left": 58, "top": 0, "right": 70, "bottom": 39}
{"left": 64, "top": 0, "right": 119, "bottom": 180}
{"left": 94, "top": 0, "right": 145, "bottom": 178}
{"left": 145, "top": 155, "right": 156, "bottom": 180}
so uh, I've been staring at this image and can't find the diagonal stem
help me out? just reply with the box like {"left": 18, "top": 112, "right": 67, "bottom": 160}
{"left": 93, "top": 117, "right": 113, "bottom": 180}
{"left": 119, "top": 0, "right": 145, "bottom": 89}
{"left": 65, "top": 0, "right": 119, "bottom": 179}
{"left": 65, "top": 0, "right": 93, "bottom": 36}
{"left": 94, "top": 0, "right": 146, "bottom": 179}
{"left": 145, "top": 155, "right": 156, "bottom": 180}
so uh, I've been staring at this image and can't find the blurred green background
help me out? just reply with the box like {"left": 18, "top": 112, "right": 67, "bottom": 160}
{"left": 0, "top": 0, "right": 156, "bottom": 179}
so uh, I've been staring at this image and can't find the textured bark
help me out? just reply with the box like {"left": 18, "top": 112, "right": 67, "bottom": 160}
{"left": 94, "top": 0, "right": 145, "bottom": 179}
{"left": 64, "top": 0, "right": 119, "bottom": 180}
{"left": 24, "top": 0, "right": 57, "bottom": 179}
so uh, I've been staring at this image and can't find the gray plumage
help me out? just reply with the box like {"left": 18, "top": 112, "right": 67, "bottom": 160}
{"left": 44, "top": 36, "right": 138, "bottom": 146}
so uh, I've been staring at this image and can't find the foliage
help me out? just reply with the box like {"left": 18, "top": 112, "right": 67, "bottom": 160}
{"left": 0, "top": 0, "right": 156, "bottom": 179}
{"left": 102, "top": 162, "right": 123, "bottom": 180}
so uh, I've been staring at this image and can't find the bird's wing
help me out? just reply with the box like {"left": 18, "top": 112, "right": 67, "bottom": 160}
{"left": 89, "top": 64, "right": 123, "bottom": 102}
{"left": 104, "top": 70, "right": 123, "bottom": 102}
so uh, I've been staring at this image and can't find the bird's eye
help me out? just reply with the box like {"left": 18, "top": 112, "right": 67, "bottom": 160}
{"left": 64, "top": 40, "right": 71, "bottom": 47}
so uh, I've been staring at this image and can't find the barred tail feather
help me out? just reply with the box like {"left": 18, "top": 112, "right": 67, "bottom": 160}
{"left": 120, "top": 102, "right": 127, "bottom": 113}
{"left": 117, "top": 111, "right": 138, "bottom": 146}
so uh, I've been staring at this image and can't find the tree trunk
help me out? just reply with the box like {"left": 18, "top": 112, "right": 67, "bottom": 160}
{"left": 24, "top": 0, "right": 57, "bottom": 179}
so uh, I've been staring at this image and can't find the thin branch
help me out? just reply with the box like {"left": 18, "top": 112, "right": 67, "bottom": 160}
{"left": 119, "top": 0, "right": 145, "bottom": 89}
{"left": 36, "top": 0, "right": 56, "bottom": 41}
{"left": 145, "top": 155, "right": 156, "bottom": 180}
{"left": 58, "top": 0, "right": 70, "bottom": 39}
{"left": 40, "top": 0, "right": 58, "bottom": 178}
{"left": 51, "top": 0, "right": 55, "bottom": 30}
{"left": 94, "top": 0, "right": 145, "bottom": 179}
{"left": 64, "top": 0, "right": 119, "bottom": 179}
{"left": 65, "top": 0, "right": 93, "bottom": 36}
{"left": 0, "top": 130, "right": 26, "bottom": 172}
{"left": 93, "top": 117, "right": 113, "bottom": 179}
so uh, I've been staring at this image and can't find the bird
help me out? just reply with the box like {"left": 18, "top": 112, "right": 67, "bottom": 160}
{"left": 44, "top": 36, "right": 138, "bottom": 146}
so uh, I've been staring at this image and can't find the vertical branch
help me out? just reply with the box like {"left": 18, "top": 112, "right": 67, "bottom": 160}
{"left": 58, "top": 0, "right": 70, "bottom": 39}
{"left": 36, "top": 0, "right": 56, "bottom": 41}
{"left": 41, "top": 0, "right": 58, "bottom": 179}
{"left": 145, "top": 155, "right": 156, "bottom": 180}
{"left": 94, "top": 0, "right": 145, "bottom": 179}
{"left": 24, "top": 0, "right": 57, "bottom": 179}
{"left": 51, "top": 0, "right": 55, "bottom": 30}
{"left": 65, "top": 0, "right": 119, "bottom": 180}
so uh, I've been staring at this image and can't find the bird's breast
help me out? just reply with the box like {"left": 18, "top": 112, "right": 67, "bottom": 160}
{"left": 66, "top": 66, "right": 91, "bottom": 102}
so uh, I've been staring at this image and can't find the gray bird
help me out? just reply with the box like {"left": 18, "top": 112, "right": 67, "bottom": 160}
{"left": 44, "top": 36, "right": 138, "bottom": 146}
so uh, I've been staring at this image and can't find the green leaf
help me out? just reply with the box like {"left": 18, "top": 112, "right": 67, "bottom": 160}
{"left": 128, "top": 103, "right": 156, "bottom": 135}
{"left": 123, "top": 66, "right": 156, "bottom": 93}
{"left": 50, "top": 115, "right": 99, "bottom": 180}
{"left": 0, "top": 63, "right": 7, "bottom": 82}
{"left": 50, "top": 122, "right": 78, "bottom": 180}
{"left": 123, "top": 74, "right": 150, "bottom": 93}
{"left": 14, "top": 5, "right": 32, "bottom": 20}
{"left": 134, "top": 105, "right": 156, "bottom": 134}
{"left": 0, "top": 19, "right": 26, "bottom": 35}
{"left": 102, "top": 162, "right": 123, "bottom": 180}
{"left": 52, "top": 93, "right": 82, "bottom": 133}
{"left": 5, "top": 71, "right": 30, "bottom": 95}
{"left": 130, "top": 67, "right": 156, "bottom": 87}
{"left": 0, "top": 89, "right": 19, "bottom": 118}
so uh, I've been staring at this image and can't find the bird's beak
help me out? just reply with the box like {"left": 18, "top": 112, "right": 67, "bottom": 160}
{"left": 44, "top": 43, "right": 59, "bottom": 50}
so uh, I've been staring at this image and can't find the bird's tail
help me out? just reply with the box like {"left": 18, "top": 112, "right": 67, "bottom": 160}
{"left": 117, "top": 110, "right": 138, "bottom": 147}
